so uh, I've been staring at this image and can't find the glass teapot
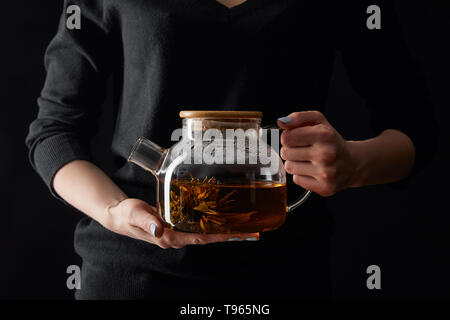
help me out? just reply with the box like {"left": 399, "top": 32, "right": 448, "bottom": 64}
{"left": 128, "top": 111, "right": 311, "bottom": 234}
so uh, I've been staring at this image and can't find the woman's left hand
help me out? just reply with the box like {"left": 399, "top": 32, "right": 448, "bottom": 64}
{"left": 278, "top": 111, "right": 358, "bottom": 197}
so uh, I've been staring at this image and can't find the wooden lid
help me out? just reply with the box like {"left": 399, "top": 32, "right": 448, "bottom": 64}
{"left": 179, "top": 110, "right": 263, "bottom": 119}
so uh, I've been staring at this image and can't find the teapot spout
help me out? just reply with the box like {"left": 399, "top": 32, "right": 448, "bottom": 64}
{"left": 128, "top": 137, "right": 167, "bottom": 176}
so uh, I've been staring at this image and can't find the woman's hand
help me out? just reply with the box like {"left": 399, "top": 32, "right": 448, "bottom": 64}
{"left": 103, "top": 198, "right": 259, "bottom": 249}
{"left": 53, "top": 161, "right": 259, "bottom": 249}
{"left": 278, "top": 111, "right": 358, "bottom": 197}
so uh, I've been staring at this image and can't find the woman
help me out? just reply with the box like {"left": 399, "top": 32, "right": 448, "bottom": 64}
{"left": 26, "top": 0, "right": 437, "bottom": 299}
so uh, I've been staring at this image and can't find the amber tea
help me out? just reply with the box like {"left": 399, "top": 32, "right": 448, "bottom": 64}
{"left": 161, "top": 178, "right": 287, "bottom": 233}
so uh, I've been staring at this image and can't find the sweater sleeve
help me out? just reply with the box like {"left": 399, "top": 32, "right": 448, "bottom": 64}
{"left": 25, "top": 0, "right": 113, "bottom": 199}
{"left": 332, "top": 0, "right": 439, "bottom": 186}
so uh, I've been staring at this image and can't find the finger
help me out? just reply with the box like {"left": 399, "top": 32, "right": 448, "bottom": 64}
{"left": 129, "top": 226, "right": 171, "bottom": 249}
{"left": 284, "top": 160, "right": 317, "bottom": 176}
{"left": 128, "top": 225, "right": 165, "bottom": 249}
{"left": 129, "top": 207, "right": 164, "bottom": 238}
{"left": 277, "top": 110, "right": 328, "bottom": 130}
{"left": 281, "top": 125, "right": 330, "bottom": 147}
{"left": 280, "top": 146, "right": 313, "bottom": 161}
{"left": 192, "top": 232, "right": 260, "bottom": 245}
{"left": 163, "top": 229, "right": 260, "bottom": 248}
{"left": 292, "top": 175, "right": 321, "bottom": 192}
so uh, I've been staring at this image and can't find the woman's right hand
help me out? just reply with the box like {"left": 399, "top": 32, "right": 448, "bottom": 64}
{"left": 103, "top": 198, "right": 260, "bottom": 249}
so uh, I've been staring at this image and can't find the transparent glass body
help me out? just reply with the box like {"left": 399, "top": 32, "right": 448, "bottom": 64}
{"left": 129, "top": 116, "right": 310, "bottom": 234}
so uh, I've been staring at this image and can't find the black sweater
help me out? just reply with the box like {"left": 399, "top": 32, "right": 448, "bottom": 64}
{"left": 26, "top": 0, "right": 437, "bottom": 298}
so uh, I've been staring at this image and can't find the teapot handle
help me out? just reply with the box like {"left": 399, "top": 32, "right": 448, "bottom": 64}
{"left": 287, "top": 189, "right": 312, "bottom": 212}
{"left": 262, "top": 124, "right": 312, "bottom": 212}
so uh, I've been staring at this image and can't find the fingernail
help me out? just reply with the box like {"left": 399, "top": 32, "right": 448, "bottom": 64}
{"left": 150, "top": 223, "right": 157, "bottom": 237}
{"left": 228, "top": 238, "right": 241, "bottom": 241}
{"left": 246, "top": 237, "right": 259, "bottom": 241}
{"left": 278, "top": 116, "right": 291, "bottom": 124}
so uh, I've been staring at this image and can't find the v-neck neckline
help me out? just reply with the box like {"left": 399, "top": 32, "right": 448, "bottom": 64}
{"left": 197, "top": 0, "right": 257, "bottom": 16}
{"left": 214, "top": 0, "right": 249, "bottom": 10}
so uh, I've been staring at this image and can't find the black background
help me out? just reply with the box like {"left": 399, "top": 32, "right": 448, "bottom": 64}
{"left": 1, "top": 1, "right": 449, "bottom": 299}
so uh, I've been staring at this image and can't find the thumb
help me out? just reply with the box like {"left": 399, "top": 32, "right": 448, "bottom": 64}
{"left": 277, "top": 111, "right": 327, "bottom": 130}
{"left": 130, "top": 207, "right": 165, "bottom": 238}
